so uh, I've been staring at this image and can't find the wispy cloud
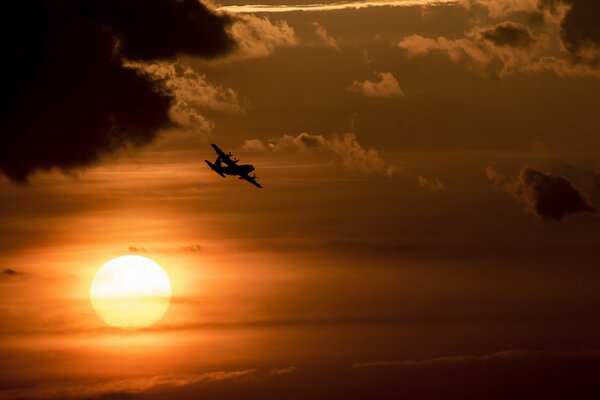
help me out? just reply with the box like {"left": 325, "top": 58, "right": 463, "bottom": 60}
{"left": 0, "top": 366, "right": 301, "bottom": 400}
{"left": 0, "top": 369, "right": 257, "bottom": 400}
{"left": 313, "top": 22, "right": 340, "bottom": 50}
{"left": 128, "top": 244, "right": 205, "bottom": 254}
{"left": 354, "top": 349, "right": 600, "bottom": 368}
{"left": 219, "top": 0, "right": 457, "bottom": 14}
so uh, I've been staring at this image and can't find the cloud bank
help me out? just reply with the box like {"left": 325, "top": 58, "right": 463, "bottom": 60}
{"left": 0, "top": 1, "right": 236, "bottom": 183}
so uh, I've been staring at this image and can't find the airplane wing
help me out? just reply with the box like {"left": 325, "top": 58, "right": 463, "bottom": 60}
{"left": 240, "top": 174, "right": 262, "bottom": 188}
{"left": 211, "top": 143, "right": 237, "bottom": 167}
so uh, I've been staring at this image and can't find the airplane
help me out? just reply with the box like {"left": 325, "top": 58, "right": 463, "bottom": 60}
{"left": 205, "top": 144, "right": 262, "bottom": 188}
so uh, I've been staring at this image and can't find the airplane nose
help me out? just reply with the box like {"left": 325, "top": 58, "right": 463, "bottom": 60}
{"left": 249, "top": 166, "right": 255, "bottom": 172}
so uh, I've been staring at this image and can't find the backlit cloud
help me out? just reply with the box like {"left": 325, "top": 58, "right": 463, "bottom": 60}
{"left": 350, "top": 72, "right": 404, "bottom": 98}
{"left": 219, "top": 0, "right": 457, "bottom": 14}
{"left": 457, "top": 0, "right": 540, "bottom": 18}
{"left": 313, "top": 22, "right": 340, "bottom": 50}
{"left": 126, "top": 61, "right": 243, "bottom": 138}
{"left": 228, "top": 15, "right": 299, "bottom": 59}
{"left": 244, "top": 132, "right": 398, "bottom": 177}
{"left": 399, "top": 1, "right": 600, "bottom": 78}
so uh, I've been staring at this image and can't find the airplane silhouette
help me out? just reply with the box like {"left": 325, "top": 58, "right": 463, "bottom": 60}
{"left": 205, "top": 144, "right": 262, "bottom": 188}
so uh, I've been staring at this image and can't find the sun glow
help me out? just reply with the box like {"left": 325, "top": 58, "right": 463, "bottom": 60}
{"left": 90, "top": 255, "right": 172, "bottom": 328}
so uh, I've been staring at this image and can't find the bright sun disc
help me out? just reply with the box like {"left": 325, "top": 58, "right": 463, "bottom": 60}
{"left": 91, "top": 255, "right": 172, "bottom": 328}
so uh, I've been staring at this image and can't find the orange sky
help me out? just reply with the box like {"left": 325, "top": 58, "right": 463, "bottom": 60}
{"left": 1, "top": 1, "right": 600, "bottom": 399}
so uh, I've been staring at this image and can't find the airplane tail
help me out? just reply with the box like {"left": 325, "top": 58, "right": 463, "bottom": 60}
{"left": 205, "top": 160, "right": 226, "bottom": 178}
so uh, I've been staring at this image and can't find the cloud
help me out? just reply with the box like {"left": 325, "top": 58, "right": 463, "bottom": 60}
{"left": 125, "top": 61, "right": 243, "bottom": 138}
{"left": 349, "top": 72, "right": 404, "bottom": 98}
{"left": 268, "top": 366, "right": 297, "bottom": 376}
{"left": 354, "top": 349, "right": 600, "bottom": 368}
{"left": 539, "top": 0, "right": 600, "bottom": 64}
{"left": 457, "top": 0, "right": 540, "bottom": 18}
{"left": 128, "top": 244, "right": 204, "bottom": 254}
{"left": 248, "top": 132, "right": 398, "bottom": 177}
{"left": 80, "top": 1, "right": 234, "bottom": 61}
{"left": 398, "top": 22, "right": 546, "bottom": 78}
{"left": 242, "top": 139, "right": 269, "bottom": 152}
{"left": 227, "top": 15, "right": 298, "bottom": 59}
{"left": 1, "top": 269, "right": 23, "bottom": 279}
{"left": 481, "top": 22, "right": 535, "bottom": 48}
{"left": 399, "top": 2, "right": 600, "bottom": 78}
{"left": 548, "top": 161, "right": 600, "bottom": 206}
{"left": 486, "top": 166, "right": 595, "bottom": 221}
{"left": 0, "top": 369, "right": 256, "bottom": 400}
{"left": 0, "top": 1, "right": 234, "bottom": 183}
{"left": 313, "top": 22, "right": 340, "bottom": 50}
{"left": 418, "top": 176, "right": 446, "bottom": 192}
{"left": 219, "top": 0, "right": 457, "bottom": 14}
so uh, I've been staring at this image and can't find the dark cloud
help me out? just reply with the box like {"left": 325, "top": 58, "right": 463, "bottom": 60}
{"left": 549, "top": 161, "right": 600, "bottom": 205}
{"left": 0, "top": 1, "right": 233, "bottom": 182}
{"left": 2, "top": 269, "right": 22, "bottom": 277}
{"left": 541, "top": 0, "right": 600, "bottom": 62}
{"left": 78, "top": 0, "right": 233, "bottom": 61}
{"left": 299, "top": 133, "right": 322, "bottom": 148}
{"left": 486, "top": 166, "right": 595, "bottom": 221}
{"left": 520, "top": 167, "right": 595, "bottom": 221}
{"left": 481, "top": 22, "right": 534, "bottom": 48}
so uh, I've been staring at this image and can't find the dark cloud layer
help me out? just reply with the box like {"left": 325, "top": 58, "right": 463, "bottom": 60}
{"left": 481, "top": 22, "right": 534, "bottom": 48}
{"left": 79, "top": 0, "right": 233, "bottom": 61}
{"left": 0, "top": 1, "right": 233, "bottom": 182}
{"left": 487, "top": 166, "right": 595, "bottom": 221}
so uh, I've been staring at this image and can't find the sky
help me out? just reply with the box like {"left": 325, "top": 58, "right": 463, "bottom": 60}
{"left": 1, "top": 0, "right": 600, "bottom": 398}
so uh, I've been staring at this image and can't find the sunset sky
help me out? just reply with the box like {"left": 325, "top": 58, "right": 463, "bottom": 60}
{"left": 1, "top": 1, "right": 600, "bottom": 398}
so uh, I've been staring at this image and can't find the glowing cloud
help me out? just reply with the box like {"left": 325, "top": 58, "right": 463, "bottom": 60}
{"left": 219, "top": 0, "right": 457, "bottom": 14}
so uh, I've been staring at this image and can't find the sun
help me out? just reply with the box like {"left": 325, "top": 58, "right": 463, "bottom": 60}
{"left": 90, "top": 255, "right": 172, "bottom": 328}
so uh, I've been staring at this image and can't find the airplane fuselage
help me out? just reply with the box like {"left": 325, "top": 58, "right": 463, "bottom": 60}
{"left": 220, "top": 164, "right": 255, "bottom": 176}
{"left": 205, "top": 159, "right": 254, "bottom": 177}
